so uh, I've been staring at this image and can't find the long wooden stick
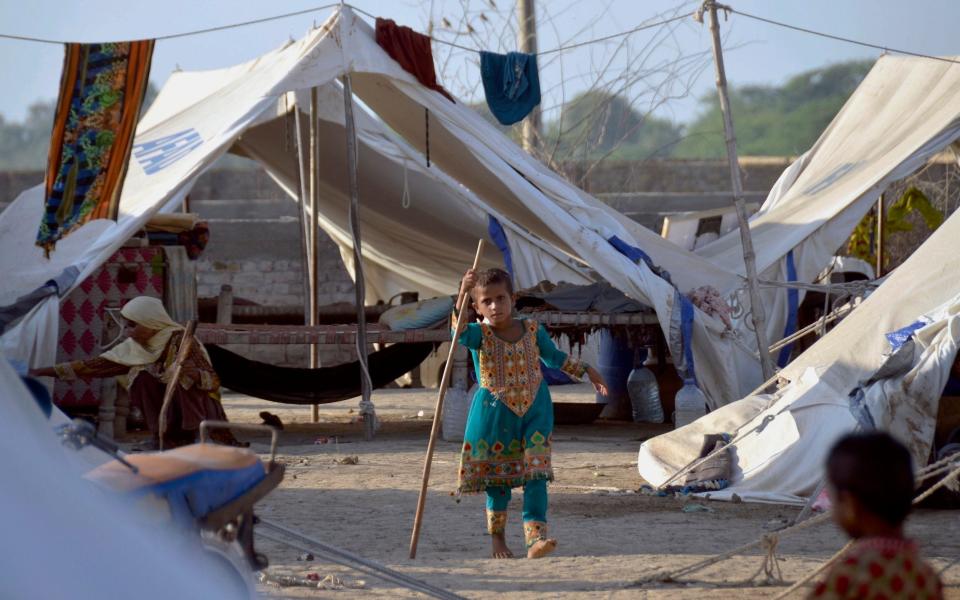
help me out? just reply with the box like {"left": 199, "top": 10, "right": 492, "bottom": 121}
{"left": 705, "top": 1, "right": 775, "bottom": 381}
{"left": 158, "top": 320, "right": 197, "bottom": 451}
{"left": 409, "top": 239, "right": 485, "bottom": 559}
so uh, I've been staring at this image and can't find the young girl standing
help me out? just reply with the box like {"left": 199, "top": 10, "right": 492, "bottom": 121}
{"left": 455, "top": 268, "right": 608, "bottom": 559}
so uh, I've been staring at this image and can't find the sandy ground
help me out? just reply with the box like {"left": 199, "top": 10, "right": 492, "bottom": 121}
{"left": 214, "top": 385, "right": 960, "bottom": 599}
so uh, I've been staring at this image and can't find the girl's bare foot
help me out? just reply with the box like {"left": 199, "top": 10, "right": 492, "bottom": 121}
{"left": 491, "top": 532, "right": 514, "bottom": 559}
{"left": 526, "top": 537, "right": 557, "bottom": 559}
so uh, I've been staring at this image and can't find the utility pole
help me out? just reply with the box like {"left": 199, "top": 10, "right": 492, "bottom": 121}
{"left": 517, "top": 0, "right": 540, "bottom": 154}
{"left": 703, "top": 1, "right": 775, "bottom": 381}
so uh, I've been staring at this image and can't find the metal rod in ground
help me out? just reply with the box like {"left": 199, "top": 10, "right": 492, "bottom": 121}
{"left": 309, "top": 86, "right": 321, "bottom": 423}
{"left": 409, "top": 239, "right": 486, "bottom": 559}
{"left": 705, "top": 1, "right": 775, "bottom": 381}
{"left": 258, "top": 519, "right": 465, "bottom": 600}
{"left": 293, "top": 93, "right": 312, "bottom": 337}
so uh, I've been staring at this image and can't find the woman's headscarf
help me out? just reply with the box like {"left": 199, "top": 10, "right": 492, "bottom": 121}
{"left": 100, "top": 297, "right": 183, "bottom": 366}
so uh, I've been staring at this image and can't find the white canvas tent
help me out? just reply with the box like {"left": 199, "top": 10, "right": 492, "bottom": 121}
{"left": 639, "top": 203, "right": 960, "bottom": 504}
{"left": 2, "top": 7, "right": 960, "bottom": 408}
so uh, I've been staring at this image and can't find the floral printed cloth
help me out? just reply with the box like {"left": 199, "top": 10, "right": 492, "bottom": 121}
{"left": 39, "top": 41, "right": 154, "bottom": 254}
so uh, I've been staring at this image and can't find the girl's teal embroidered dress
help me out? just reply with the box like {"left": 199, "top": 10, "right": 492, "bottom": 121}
{"left": 455, "top": 318, "right": 585, "bottom": 546}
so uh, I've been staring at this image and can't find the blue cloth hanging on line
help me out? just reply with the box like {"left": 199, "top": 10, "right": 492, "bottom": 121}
{"left": 480, "top": 51, "right": 541, "bottom": 126}
{"left": 776, "top": 250, "right": 799, "bottom": 368}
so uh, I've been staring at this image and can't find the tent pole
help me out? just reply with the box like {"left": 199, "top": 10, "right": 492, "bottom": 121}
{"left": 876, "top": 194, "right": 884, "bottom": 277}
{"left": 341, "top": 73, "right": 376, "bottom": 441}
{"left": 309, "top": 87, "right": 321, "bottom": 423}
{"left": 705, "top": 1, "right": 775, "bottom": 381}
{"left": 293, "top": 95, "right": 312, "bottom": 337}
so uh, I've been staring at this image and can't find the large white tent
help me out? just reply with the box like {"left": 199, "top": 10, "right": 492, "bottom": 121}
{"left": 3, "top": 7, "right": 960, "bottom": 408}
{"left": 639, "top": 203, "right": 960, "bottom": 504}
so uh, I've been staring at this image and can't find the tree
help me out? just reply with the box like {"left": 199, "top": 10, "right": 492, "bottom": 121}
{"left": 546, "top": 90, "right": 682, "bottom": 161}
{"left": 676, "top": 60, "right": 873, "bottom": 158}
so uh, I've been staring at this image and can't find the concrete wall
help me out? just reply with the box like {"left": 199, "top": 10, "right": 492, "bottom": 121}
{"left": 186, "top": 170, "right": 355, "bottom": 308}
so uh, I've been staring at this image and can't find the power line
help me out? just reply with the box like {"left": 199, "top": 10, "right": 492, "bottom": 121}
{"left": 729, "top": 6, "right": 960, "bottom": 66}
{"left": 0, "top": 2, "right": 691, "bottom": 55}
{"left": 0, "top": 3, "right": 340, "bottom": 45}
{"left": 3, "top": 1, "right": 955, "bottom": 68}
{"left": 539, "top": 12, "right": 691, "bottom": 55}
{"left": 353, "top": 4, "right": 692, "bottom": 55}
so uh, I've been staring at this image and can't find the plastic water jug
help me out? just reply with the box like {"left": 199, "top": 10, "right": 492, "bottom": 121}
{"left": 673, "top": 382, "right": 707, "bottom": 428}
{"left": 627, "top": 366, "right": 663, "bottom": 423}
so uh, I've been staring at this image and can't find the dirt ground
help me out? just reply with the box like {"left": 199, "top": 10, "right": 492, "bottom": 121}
{"left": 216, "top": 385, "right": 960, "bottom": 599}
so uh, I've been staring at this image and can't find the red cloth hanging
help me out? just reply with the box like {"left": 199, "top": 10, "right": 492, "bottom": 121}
{"left": 375, "top": 18, "right": 454, "bottom": 103}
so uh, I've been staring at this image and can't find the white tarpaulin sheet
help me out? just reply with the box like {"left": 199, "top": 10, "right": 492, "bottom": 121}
{"left": 0, "top": 359, "right": 247, "bottom": 598}
{"left": 3, "top": 8, "right": 959, "bottom": 408}
{"left": 639, "top": 206, "right": 960, "bottom": 504}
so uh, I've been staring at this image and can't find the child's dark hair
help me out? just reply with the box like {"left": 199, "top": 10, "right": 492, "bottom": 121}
{"left": 826, "top": 432, "right": 914, "bottom": 526}
{"left": 474, "top": 268, "right": 513, "bottom": 295}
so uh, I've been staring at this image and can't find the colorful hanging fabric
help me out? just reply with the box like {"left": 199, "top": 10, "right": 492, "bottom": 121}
{"left": 375, "top": 18, "right": 454, "bottom": 102}
{"left": 480, "top": 51, "right": 540, "bottom": 126}
{"left": 38, "top": 40, "right": 155, "bottom": 255}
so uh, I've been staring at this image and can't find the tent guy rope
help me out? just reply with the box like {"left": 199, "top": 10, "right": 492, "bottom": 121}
{"left": 634, "top": 457, "right": 960, "bottom": 595}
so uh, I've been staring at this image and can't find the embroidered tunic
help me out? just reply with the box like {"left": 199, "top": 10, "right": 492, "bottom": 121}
{"left": 456, "top": 318, "right": 585, "bottom": 494}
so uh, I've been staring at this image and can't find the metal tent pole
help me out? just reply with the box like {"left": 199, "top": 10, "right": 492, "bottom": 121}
{"left": 293, "top": 95, "right": 312, "bottom": 342}
{"left": 309, "top": 87, "right": 321, "bottom": 423}
{"left": 341, "top": 73, "right": 376, "bottom": 440}
{"left": 704, "top": 1, "right": 775, "bottom": 381}
{"left": 876, "top": 194, "right": 884, "bottom": 277}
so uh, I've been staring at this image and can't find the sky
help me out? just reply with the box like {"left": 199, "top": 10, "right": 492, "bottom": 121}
{"left": 1, "top": 0, "right": 958, "bottom": 125}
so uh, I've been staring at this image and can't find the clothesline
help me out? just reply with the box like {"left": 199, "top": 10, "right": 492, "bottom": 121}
{"left": 729, "top": 6, "right": 960, "bottom": 67}
{"left": 0, "top": 2, "right": 690, "bottom": 55}
{"left": 3, "top": 1, "right": 957, "bottom": 68}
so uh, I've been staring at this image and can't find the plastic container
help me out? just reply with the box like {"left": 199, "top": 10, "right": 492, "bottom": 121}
{"left": 442, "top": 383, "right": 476, "bottom": 442}
{"left": 627, "top": 350, "right": 663, "bottom": 423}
{"left": 673, "top": 382, "right": 707, "bottom": 428}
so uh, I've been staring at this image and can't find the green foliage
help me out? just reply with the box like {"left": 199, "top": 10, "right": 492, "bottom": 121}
{"left": 676, "top": 60, "right": 874, "bottom": 158}
{"left": 0, "top": 101, "right": 56, "bottom": 170}
{"left": 847, "top": 187, "right": 942, "bottom": 262}
{"left": 886, "top": 187, "right": 942, "bottom": 233}
{"left": 545, "top": 90, "right": 682, "bottom": 161}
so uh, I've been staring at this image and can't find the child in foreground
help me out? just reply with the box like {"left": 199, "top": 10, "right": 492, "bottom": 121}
{"left": 455, "top": 268, "right": 608, "bottom": 559}
{"left": 810, "top": 432, "right": 943, "bottom": 599}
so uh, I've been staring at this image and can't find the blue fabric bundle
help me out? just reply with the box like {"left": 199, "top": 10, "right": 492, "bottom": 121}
{"left": 480, "top": 51, "right": 541, "bottom": 126}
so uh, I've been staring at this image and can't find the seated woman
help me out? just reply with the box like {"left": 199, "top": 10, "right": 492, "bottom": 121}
{"left": 31, "top": 296, "right": 240, "bottom": 449}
